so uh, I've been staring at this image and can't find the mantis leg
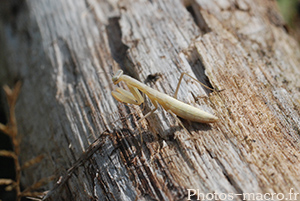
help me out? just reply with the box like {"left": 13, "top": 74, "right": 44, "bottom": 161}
{"left": 173, "top": 72, "right": 216, "bottom": 99}
{"left": 128, "top": 84, "right": 144, "bottom": 105}
{"left": 111, "top": 86, "right": 144, "bottom": 105}
{"left": 112, "top": 87, "right": 139, "bottom": 105}
{"left": 138, "top": 99, "right": 158, "bottom": 123}
{"left": 138, "top": 99, "right": 159, "bottom": 144}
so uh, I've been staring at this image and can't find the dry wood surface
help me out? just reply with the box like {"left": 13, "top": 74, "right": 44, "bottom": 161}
{"left": 0, "top": 0, "right": 300, "bottom": 200}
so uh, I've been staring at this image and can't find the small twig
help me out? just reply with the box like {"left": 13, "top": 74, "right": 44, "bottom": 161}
{"left": 0, "top": 82, "right": 52, "bottom": 201}
{"left": 43, "top": 132, "right": 109, "bottom": 200}
{"left": 1, "top": 82, "right": 22, "bottom": 200}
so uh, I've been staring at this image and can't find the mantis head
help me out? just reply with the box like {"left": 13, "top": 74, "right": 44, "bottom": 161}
{"left": 112, "top": 70, "right": 124, "bottom": 84}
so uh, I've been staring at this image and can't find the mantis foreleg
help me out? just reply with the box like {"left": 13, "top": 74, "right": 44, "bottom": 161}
{"left": 111, "top": 86, "right": 144, "bottom": 105}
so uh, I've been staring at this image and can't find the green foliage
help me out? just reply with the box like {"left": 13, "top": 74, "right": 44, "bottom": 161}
{"left": 277, "top": 0, "right": 299, "bottom": 27}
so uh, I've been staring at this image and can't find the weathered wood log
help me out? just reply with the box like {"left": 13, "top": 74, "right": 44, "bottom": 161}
{"left": 0, "top": 0, "right": 300, "bottom": 200}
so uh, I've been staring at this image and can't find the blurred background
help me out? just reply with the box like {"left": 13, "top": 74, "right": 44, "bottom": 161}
{"left": 277, "top": 0, "right": 300, "bottom": 43}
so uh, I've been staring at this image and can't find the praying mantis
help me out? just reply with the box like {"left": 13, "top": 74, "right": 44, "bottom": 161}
{"left": 111, "top": 70, "right": 218, "bottom": 126}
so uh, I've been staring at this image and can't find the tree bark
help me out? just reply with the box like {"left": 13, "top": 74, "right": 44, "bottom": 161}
{"left": 0, "top": 0, "right": 300, "bottom": 200}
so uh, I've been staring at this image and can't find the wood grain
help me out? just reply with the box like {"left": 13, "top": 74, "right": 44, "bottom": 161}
{"left": 0, "top": 0, "right": 299, "bottom": 200}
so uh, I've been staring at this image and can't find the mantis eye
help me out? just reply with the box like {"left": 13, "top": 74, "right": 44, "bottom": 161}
{"left": 112, "top": 70, "right": 124, "bottom": 83}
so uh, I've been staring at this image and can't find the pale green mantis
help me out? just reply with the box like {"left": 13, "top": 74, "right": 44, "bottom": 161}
{"left": 111, "top": 70, "right": 218, "bottom": 128}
